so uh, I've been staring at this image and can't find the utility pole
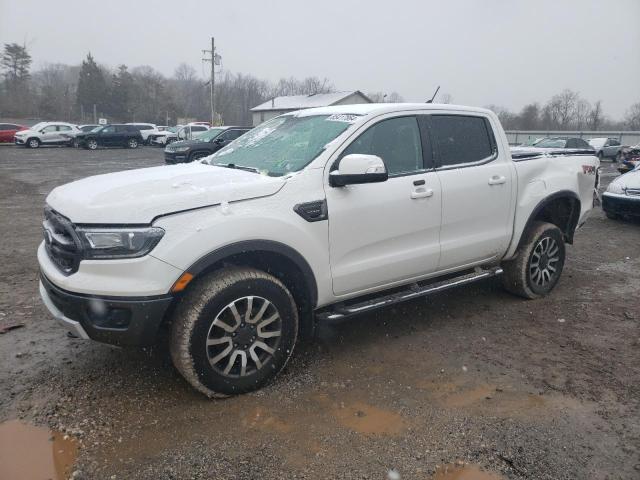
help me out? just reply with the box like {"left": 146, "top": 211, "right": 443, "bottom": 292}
{"left": 203, "top": 37, "right": 221, "bottom": 126}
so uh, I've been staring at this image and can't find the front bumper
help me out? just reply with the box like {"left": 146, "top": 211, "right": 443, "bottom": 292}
{"left": 40, "top": 274, "right": 173, "bottom": 346}
{"left": 164, "top": 150, "right": 189, "bottom": 164}
{"left": 602, "top": 192, "right": 640, "bottom": 217}
{"left": 14, "top": 137, "right": 26, "bottom": 145}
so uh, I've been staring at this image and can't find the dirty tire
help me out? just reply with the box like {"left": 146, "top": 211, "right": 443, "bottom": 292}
{"left": 189, "top": 150, "right": 210, "bottom": 162}
{"left": 27, "top": 137, "right": 40, "bottom": 148}
{"left": 170, "top": 267, "right": 298, "bottom": 397}
{"left": 501, "top": 221, "right": 566, "bottom": 299}
{"left": 127, "top": 138, "right": 139, "bottom": 149}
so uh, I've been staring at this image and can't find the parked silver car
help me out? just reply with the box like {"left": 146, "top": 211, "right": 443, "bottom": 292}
{"left": 588, "top": 137, "right": 625, "bottom": 162}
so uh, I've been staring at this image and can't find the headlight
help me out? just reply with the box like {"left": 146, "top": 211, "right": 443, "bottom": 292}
{"left": 76, "top": 227, "right": 164, "bottom": 259}
{"left": 172, "top": 146, "right": 190, "bottom": 152}
{"left": 606, "top": 182, "right": 625, "bottom": 195}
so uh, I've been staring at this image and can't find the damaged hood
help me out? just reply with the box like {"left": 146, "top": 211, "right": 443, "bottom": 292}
{"left": 46, "top": 163, "right": 286, "bottom": 224}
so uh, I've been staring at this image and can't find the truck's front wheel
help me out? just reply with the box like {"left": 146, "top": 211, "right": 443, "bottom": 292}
{"left": 501, "top": 221, "right": 566, "bottom": 299}
{"left": 170, "top": 267, "right": 299, "bottom": 397}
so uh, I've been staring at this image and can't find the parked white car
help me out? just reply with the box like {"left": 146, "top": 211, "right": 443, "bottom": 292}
{"left": 38, "top": 103, "right": 599, "bottom": 397}
{"left": 602, "top": 167, "right": 640, "bottom": 219}
{"left": 14, "top": 122, "right": 81, "bottom": 148}
{"left": 126, "top": 123, "right": 157, "bottom": 144}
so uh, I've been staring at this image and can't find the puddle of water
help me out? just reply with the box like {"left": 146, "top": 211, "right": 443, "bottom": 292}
{"left": 431, "top": 463, "right": 505, "bottom": 480}
{"left": 241, "top": 406, "right": 292, "bottom": 434}
{"left": 419, "top": 380, "right": 551, "bottom": 415}
{"left": 0, "top": 419, "right": 78, "bottom": 480}
{"left": 329, "top": 401, "right": 407, "bottom": 435}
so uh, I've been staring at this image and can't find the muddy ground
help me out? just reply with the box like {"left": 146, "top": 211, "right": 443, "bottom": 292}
{"left": 0, "top": 144, "right": 638, "bottom": 480}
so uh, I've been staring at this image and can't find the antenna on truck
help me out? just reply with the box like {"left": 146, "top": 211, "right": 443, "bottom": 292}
{"left": 426, "top": 86, "right": 440, "bottom": 103}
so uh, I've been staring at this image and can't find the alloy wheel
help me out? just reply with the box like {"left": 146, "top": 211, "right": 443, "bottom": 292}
{"left": 206, "top": 296, "right": 282, "bottom": 378}
{"left": 529, "top": 236, "right": 560, "bottom": 286}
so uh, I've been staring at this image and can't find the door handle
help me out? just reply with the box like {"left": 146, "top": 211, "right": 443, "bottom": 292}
{"left": 488, "top": 175, "right": 506, "bottom": 185}
{"left": 411, "top": 188, "right": 434, "bottom": 199}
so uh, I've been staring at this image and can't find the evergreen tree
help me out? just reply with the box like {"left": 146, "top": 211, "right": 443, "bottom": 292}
{"left": 109, "top": 64, "right": 134, "bottom": 120}
{"left": 1, "top": 43, "right": 33, "bottom": 115}
{"left": 76, "top": 53, "right": 107, "bottom": 115}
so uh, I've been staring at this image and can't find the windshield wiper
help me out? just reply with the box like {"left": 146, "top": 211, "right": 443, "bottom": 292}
{"left": 213, "top": 162, "right": 260, "bottom": 174}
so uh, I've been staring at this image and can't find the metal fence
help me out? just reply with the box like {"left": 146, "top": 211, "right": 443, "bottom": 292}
{"left": 505, "top": 130, "right": 640, "bottom": 146}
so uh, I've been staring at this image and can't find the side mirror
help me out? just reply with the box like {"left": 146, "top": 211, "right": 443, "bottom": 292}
{"left": 329, "top": 154, "right": 388, "bottom": 187}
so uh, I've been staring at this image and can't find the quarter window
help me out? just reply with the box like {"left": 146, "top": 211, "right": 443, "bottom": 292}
{"left": 342, "top": 116, "right": 423, "bottom": 175}
{"left": 431, "top": 115, "right": 494, "bottom": 167}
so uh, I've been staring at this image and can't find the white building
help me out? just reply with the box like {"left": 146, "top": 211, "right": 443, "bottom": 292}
{"left": 250, "top": 91, "right": 372, "bottom": 126}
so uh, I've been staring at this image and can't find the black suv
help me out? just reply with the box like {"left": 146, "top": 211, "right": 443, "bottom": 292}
{"left": 164, "top": 126, "right": 251, "bottom": 164}
{"left": 75, "top": 124, "right": 144, "bottom": 150}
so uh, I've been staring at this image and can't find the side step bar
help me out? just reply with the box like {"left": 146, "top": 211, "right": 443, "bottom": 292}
{"left": 315, "top": 267, "right": 503, "bottom": 321}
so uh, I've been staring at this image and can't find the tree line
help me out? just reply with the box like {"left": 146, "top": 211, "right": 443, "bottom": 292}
{"left": 1, "top": 42, "right": 639, "bottom": 130}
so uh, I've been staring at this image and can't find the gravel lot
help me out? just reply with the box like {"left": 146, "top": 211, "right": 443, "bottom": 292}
{"left": 0, "top": 144, "right": 638, "bottom": 479}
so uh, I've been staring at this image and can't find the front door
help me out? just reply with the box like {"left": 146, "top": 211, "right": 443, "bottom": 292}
{"left": 428, "top": 114, "right": 513, "bottom": 270}
{"left": 99, "top": 126, "right": 118, "bottom": 146}
{"left": 40, "top": 125, "right": 61, "bottom": 144}
{"left": 326, "top": 115, "right": 442, "bottom": 296}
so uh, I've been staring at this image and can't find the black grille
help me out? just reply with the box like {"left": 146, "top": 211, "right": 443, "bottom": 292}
{"left": 43, "top": 207, "right": 83, "bottom": 275}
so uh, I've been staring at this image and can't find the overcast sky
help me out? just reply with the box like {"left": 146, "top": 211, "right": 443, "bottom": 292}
{"left": 1, "top": 0, "right": 638, "bottom": 118}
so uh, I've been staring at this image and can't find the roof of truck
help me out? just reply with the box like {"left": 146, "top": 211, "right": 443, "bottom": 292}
{"left": 285, "top": 103, "right": 494, "bottom": 118}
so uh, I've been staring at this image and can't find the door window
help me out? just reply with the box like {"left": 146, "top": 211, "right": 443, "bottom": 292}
{"left": 42, "top": 125, "right": 57, "bottom": 133}
{"left": 101, "top": 126, "right": 116, "bottom": 134}
{"left": 430, "top": 115, "right": 495, "bottom": 167}
{"left": 219, "top": 129, "right": 244, "bottom": 142}
{"left": 57, "top": 125, "right": 71, "bottom": 132}
{"left": 341, "top": 116, "right": 423, "bottom": 175}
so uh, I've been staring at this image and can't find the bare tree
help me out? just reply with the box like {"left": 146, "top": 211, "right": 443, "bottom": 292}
{"left": 440, "top": 93, "right": 453, "bottom": 104}
{"left": 574, "top": 99, "right": 592, "bottom": 129}
{"left": 387, "top": 91, "right": 404, "bottom": 103}
{"left": 587, "top": 100, "right": 603, "bottom": 130}
{"left": 544, "top": 89, "right": 580, "bottom": 129}
{"left": 518, "top": 103, "right": 541, "bottom": 129}
{"left": 485, "top": 104, "right": 518, "bottom": 129}
{"left": 624, "top": 102, "right": 640, "bottom": 130}
{"left": 366, "top": 92, "right": 386, "bottom": 102}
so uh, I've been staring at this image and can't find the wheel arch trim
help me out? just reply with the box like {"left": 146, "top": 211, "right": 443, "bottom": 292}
{"left": 516, "top": 190, "right": 582, "bottom": 250}
{"left": 184, "top": 240, "right": 318, "bottom": 308}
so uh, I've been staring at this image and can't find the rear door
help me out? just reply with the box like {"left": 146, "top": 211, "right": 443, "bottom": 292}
{"left": 326, "top": 114, "right": 442, "bottom": 296}
{"left": 57, "top": 125, "right": 73, "bottom": 144}
{"left": 428, "top": 114, "right": 513, "bottom": 270}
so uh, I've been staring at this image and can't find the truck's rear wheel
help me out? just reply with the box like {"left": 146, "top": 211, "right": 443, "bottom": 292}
{"left": 501, "top": 221, "right": 565, "bottom": 299}
{"left": 170, "top": 267, "right": 298, "bottom": 397}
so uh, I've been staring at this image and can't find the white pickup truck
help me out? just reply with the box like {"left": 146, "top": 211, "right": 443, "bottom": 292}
{"left": 38, "top": 104, "right": 599, "bottom": 397}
